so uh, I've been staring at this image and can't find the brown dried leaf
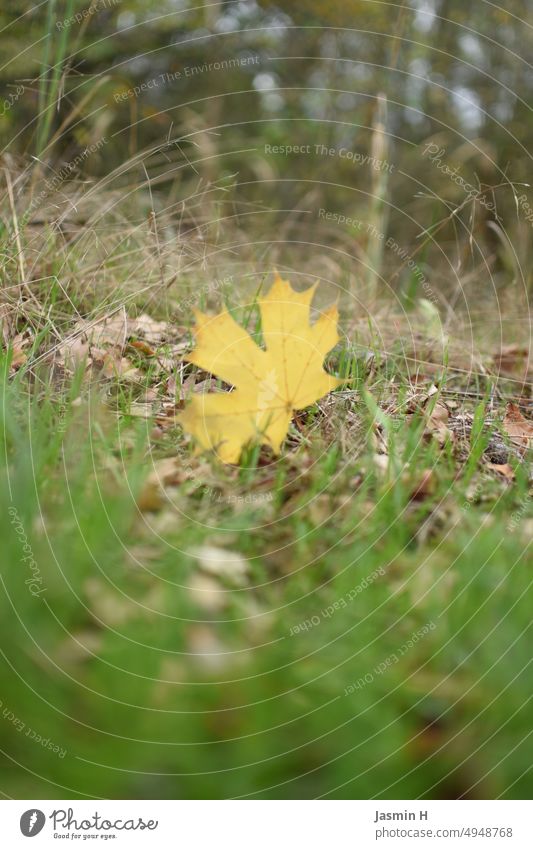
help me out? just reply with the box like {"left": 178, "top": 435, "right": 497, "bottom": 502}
{"left": 9, "top": 345, "right": 27, "bottom": 372}
{"left": 503, "top": 402, "right": 533, "bottom": 451}
{"left": 128, "top": 339, "right": 157, "bottom": 356}
{"left": 428, "top": 402, "right": 450, "bottom": 424}
{"left": 59, "top": 336, "right": 91, "bottom": 369}
{"left": 131, "top": 314, "right": 172, "bottom": 344}
{"left": 485, "top": 462, "right": 515, "bottom": 481}
{"left": 79, "top": 312, "right": 129, "bottom": 348}
{"left": 409, "top": 468, "right": 436, "bottom": 501}
{"left": 101, "top": 352, "right": 140, "bottom": 381}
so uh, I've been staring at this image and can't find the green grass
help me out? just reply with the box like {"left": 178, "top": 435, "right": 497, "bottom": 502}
{"left": 0, "top": 321, "right": 531, "bottom": 800}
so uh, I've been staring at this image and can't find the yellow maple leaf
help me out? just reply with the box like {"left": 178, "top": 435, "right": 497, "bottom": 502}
{"left": 178, "top": 272, "right": 341, "bottom": 463}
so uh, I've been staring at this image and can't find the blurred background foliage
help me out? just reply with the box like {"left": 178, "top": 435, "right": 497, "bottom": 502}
{"left": 0, "top": 3, "right": 530, "bottom": 261}
{"left": 1, "top": 0, "right": 533, "bottom": 314}
{"left": 0, "top": 0, "right": 532, "bottom": 345}
{"left": 1, "top": 1, "right": 532, "bottom": 163}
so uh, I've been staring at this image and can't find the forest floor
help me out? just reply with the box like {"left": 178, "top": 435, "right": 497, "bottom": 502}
{"left": 0, "top": 186, "right": 532, "bottom": 799}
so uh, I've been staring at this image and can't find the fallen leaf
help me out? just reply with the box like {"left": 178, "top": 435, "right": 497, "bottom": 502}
{"left": 485, "top": 461, "right": 515, "bottom": 481}
{"left": 136, "top": 482, "right": 164, "bottom": 513}
{"left": 78, "top": 311, "right": 128, "bottom": 348}
{"left": 409, "top": 468, "right": 436, "bottom": 501}
{"left": 58, "top": 335, "right": 91, "bottom": 368}
{"left": 101, "top": 351, "right": 140, "bottom": 381}
{"left": 9, "top": 345, "right": 27, "bottom": 372}
{"left": 56, "top": 310, "right": 177, "bottom": 373}
{"left": 503, "top": 402, "right": 533, "bottom": 452}
{"left": 128, "top": 339, "right": 156, "bottom": 356}
{"left": 131, "top": 314, "right": 172, "bottom": 344}
{"left": 178, "top": 272, "right": 341, "bottom": 462}
{"left": 425, "top": 417, "right": 453, "bottom": 448}
{"left": 428, "top": 402, "right": 449, "bottom": 424}
{"left": 137, "top": 456, "right": 192, "bottom": 511}
{"left": 421, "top": 398, "right": 453, "bottom": 447}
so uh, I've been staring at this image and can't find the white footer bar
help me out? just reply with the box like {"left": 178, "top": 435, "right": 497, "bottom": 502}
{"left": 0, "top": 800, "right": 530, "bottom": 848}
